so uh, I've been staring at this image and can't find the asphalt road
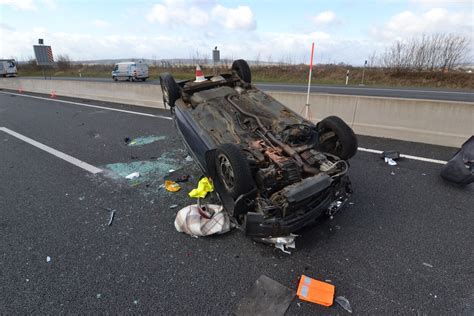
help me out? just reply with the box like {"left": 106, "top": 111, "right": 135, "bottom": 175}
{"left": 21, "top": 76, "right": 474, "bottom": 102}
{"left": 0, "top": 91, "right": 473, "bottom": 314}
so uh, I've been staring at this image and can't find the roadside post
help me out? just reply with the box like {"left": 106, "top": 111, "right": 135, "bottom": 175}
{"left": 360, "top": 60, "right": 367, "bottom": 86}
{"left": 345, "top": 69, "right": 349, "bottom": 85}
{"left": 301, "top": 42, "right": 315, "bottom": 121}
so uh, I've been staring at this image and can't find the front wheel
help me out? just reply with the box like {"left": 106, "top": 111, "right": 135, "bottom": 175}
{"left": 317, "top": 116, "right": 358, "bottom": 160}
{"left": 113, "top": 76, "right": 118, "bottom": 81}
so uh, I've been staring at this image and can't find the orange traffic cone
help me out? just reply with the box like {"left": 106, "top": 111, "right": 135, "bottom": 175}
{"left": 194, "top": 64, "right": 207, "bottom": 83}
{"left": 50, "top": 90, "right": 56, "bottom": 98}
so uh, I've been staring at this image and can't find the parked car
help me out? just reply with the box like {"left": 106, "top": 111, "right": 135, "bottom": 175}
{"left": 0, "top": 59, "right": 18, "bottom": 77}
{"left": 160, "top": 60, "right": 358, "bottom": 238}
{"left": 111, "top": 61, "right": 149, "bottom": 81}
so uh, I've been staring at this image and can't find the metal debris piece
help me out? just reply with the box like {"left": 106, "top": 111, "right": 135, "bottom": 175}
{"left": 335, "top": 296, "right": 352, "bottom": 313}
{"left": 258, "top": 234, "right": 298, "bottom": 254}
{"left": 108, "top": 210, "right": 116, "bottom": 226}
{"left": 125, "top": 172, "right": 140, "bottom": 179}
{"left": 233, "top": 275, "right": 295, "bottom": 316}
{"left": 381, "top": 151, "right": 400, "bottom": 160}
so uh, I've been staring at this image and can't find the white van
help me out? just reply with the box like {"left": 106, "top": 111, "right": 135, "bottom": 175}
{"left": 0, "top": 59, "right": 18, "bottom": 77}
{"left": 112, "top": 62, "right": 149, "bottom": 82}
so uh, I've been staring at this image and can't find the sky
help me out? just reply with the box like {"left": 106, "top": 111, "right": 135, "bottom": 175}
{"left": 0, "top": 0, "right": 472, "bottom": 65}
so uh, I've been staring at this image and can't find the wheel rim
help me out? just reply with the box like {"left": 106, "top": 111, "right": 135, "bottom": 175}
{"left": 217, "top": 153, "right": 235, "bottom": 191}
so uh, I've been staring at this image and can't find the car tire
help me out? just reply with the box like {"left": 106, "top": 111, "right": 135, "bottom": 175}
{"left": 232, "top": 59, "right": 251, "bottom": 84}
{"left": 159, "top": 73, "right": 180, "bottom": 108}
{"left": 215, "top": 143, "right": 254, "bottom": 199}
{"left": 113, "top": 76, "right": 118, "bottom": 81}
{"left": 317, "top": 116, "right": 358, "bottom": 160}
{"left": 142, "top": 78, "right": 147, "bottom": 82}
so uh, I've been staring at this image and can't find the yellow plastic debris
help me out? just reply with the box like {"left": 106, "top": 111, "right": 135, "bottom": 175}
{"left": 188, "top": 177, "right": 214, "bottom": 198}
{"left": 165, "top": 180, "right": 181, "bottom": 192}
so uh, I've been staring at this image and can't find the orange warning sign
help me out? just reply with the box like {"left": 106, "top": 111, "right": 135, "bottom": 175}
{"left": 297, "top": 275, "right": 335, "bottom": 306}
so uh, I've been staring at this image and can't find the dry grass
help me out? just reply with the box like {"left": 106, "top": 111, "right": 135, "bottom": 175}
{"left": 17, "top": 63, "right": 474, "bottom": 89}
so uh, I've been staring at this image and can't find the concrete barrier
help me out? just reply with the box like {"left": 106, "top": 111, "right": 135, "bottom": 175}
{"left": 0, "top": 78, "right": 164, "bottom": 108}
{"left": 1, "top": 78, "right": 472, "bottom": 147}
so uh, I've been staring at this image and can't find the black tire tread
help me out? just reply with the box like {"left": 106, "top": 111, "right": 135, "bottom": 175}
{"left": 159, "top": 73, "right": 180, "bottom": 107}
{"left": 231, "top": 59, "right": 251, "bottom": 83}
{"left": 318, "top": 116, "right": 358, "bottom": 160}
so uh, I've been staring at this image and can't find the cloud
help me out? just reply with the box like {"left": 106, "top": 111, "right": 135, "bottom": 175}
{"left": 146, "top": 0, "right": 210, "bottom": 27}
{"left": 41, "top": 0, "right": 57, "bottom": 10}
{"left": 0, "top": 0, "right": 37, "bottom": 10}
{"left": 211, "top": 5, "right": 256, "bottom": 31}
{"left": 371, "top": 8, "right": 473, "bottom": 40}
{"left": 312, "top": 11, "right": 336, "bottom": 25}
{"left": 147, "top": 0, "right": 256, "bottom": 31}
{"left": 92, "top": 19, "right": 110, "bottom": 28}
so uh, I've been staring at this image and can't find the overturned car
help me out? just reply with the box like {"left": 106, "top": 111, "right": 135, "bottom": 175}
{"left": 160, "top": 60, "right": 358, "bottom": 238}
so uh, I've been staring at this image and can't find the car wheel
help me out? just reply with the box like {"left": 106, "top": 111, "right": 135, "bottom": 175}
{"left": 159, "top": 73, "right": 180, "bottom": 108}
{"left": 113, "top": 76, "right": 118, "bottom": 81}
{"left": 231, "top": 59, "right": 251, "bottom": 84}
{"left": 142, "top": 78, "right": 147, "bottom": 82}
{"left": 317, "top": 116, "right": 358, "bottom": 160}
{"left": 215, "top": 143, "right": 254, "bottom": 199}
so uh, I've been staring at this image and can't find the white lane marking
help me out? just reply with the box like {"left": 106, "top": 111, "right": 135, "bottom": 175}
{"left": 358, "top": 147, "right": 447, "bottom": 164}
{"left": 257, "top": 83, "right": 474, "bottom": 96}
{"left": 0, "top": 127, "right": 103, "bottom": 174}
{"left": 0, "top": 92, "right": 172, "bottom": 120}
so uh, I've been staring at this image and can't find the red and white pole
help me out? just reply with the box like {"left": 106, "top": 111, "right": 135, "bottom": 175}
{"left": 304, "top": 42, "right": 315, "bottom": 120}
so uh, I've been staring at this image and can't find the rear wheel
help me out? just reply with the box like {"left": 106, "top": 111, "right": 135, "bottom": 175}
{"left": 317, "top": 116, "right": 358, "bottom": 160}
{"left": 159, "top": 73, "right": 180, "bottom": 108}
{"left": 231, "top": 59, "right": 251, "bottom": 84}
{"left": 142, "top": 78, "right": 147, "bottom": 82}
{"left": 215, "top": 143, "right": 254, "bottom": 199}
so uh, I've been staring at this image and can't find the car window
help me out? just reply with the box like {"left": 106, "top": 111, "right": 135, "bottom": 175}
{"left": 113, "top": 65, "right": 118, "bottom": 71}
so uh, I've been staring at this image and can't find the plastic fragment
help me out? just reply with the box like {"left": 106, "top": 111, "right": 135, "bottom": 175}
{"left": 169, "top": 204, "right": 179, "bottom": 209}
{"left": 185, "top": 155, "right": 194, "bottom": 162}
{"left": 125, "top": 172, "right": 140, "bottom": 179}
{"left": 423, "top": 262, "right": 433, "bottom": 268}
{"left": 46, "top": 256, "right": 51, "bottom": 262}
{"left": 335, "top": 296, "right": 352, "bottom": 313}
{"left": 165, "top": 180, "right": 181, "bottom": 192}
{"left": 108, "top": 210, "right": 116, "bottom": 226}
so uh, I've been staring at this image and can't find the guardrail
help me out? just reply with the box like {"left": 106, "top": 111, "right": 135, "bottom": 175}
{"left": 1, "top": 78, "right": 472, "bottom": 147}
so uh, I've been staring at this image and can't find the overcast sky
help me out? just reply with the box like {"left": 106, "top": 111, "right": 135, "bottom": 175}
{"left": 0, "top": 0, "right": 472, "bottom": 65}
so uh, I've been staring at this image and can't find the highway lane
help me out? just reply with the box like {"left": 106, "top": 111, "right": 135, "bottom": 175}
{"left": 21, "top": 76, "right": 474, "bottom": 102}
{"left": 1, "top": 91, "right": 473, "bottom": 314}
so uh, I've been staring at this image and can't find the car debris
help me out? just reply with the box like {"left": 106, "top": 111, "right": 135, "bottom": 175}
{"left": 160, "top": 60, "right": 357, "bottom": 239}
{"left": 335, "top": 296, "right": 353, "bottom": 313}
{"left": 233, "top": 275, "right": 295, "bottom": 316}
{"left": 46, "top": 256, "right": 51, "bottom": 263}
{"left": 174, "top": 204, "right": 231, "bottom": 236}
{"left": 257, "top": 234, "right": 298, "bottom": 254}
{"left": 185, "top": 155, "right": 194, "bottom": 162}
{"left": 125, "top": 172, "right": 140, "bottom": 179}
{"left": 440, "top": 136, "right": 474, "bottom": 185}
{"left": 382, "top": 150, "right": 400, "bottom": 161}
{"left": 297, "top": 275, "right": 335, "bottom": 307}
{"left": 169, "top": 204, "right": 179, "bottom": 209}
{"left": 108, "top": 209, "right": 116, "bottom": 226}
{"left": 384, "top": 157, "right": 397, "bottom": 166}
{"left": 165, "top": 180, "right": 181, "bottom": 192}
